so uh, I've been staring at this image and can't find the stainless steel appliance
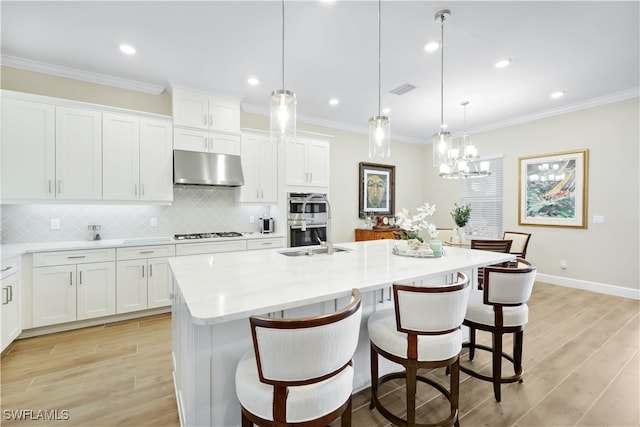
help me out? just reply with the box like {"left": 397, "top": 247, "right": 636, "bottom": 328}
{"left": 173, "top": 149, "right": 244, "bottom": 187}
{"left": 287, "top": 192, "right": 328, "bottom": 247}
{"left": 174, "top": 231, "right": 243, "bottom": 240}
{"left": 259, "top": 217, "right": 274, "bottom": 234}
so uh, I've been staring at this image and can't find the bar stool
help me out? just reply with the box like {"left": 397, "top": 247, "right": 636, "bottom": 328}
{"left": 461, "top": 259, "right": 536, "bottom": 402}
{"left": 235, "top": 289, "right": 362, "bottom": 427}
{"left": 368, "top": 273, "right": 470, "bottom": 427}
{"left": 470, "top": 239, "right": 513, "bottom": 288}
{"left": 502, "top": 231, "right": 532, "bottom": 258}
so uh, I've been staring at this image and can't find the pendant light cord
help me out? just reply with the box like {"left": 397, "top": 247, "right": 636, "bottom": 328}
{"left": 440, "top": 13, "right": 445, "bottom": 129}
{"left": 377, "top": 0, "right": 382, "bottom": 116}
{"left": 281, "top": 0, "right": 285, "bottom": 90}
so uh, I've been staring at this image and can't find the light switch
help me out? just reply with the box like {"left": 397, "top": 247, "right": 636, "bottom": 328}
{"left": 150, "top": 218, "right": 158, "bottom": 227}
{"left": 50, "top": 219, "right": 60, "bottom": 230}
{"left": 593, "top": 215, "right": 605, "bottom": 224}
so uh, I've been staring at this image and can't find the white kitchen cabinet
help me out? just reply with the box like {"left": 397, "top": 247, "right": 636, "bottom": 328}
{"left": 55, "top": 106, "right": 103, "bottom": 200}
{"left": 1, "top": 100, "right": 102, "bottom": 201}
{"left": 1, "top": 257, "right": 22, "bottom": 352}
{"left": 284, "top": 136, "right": 330, "bottom": 187}
{"left": 246, "top": 238, "right": 284, "bottom": 251}
{"left": 236, "top": 132, "right": 278, "bottom": 203}
{"left": 175, "top": 240, "right": 247, "bottom": 256}
{"left": 32, "top": 249, "right": 116, "bottom": 327}
{"left": 172, "top": 88, "right": 240, "bottom": 133}
{"left": 103, "top": 113, "right": 173, "bottom": 202}
{"left": 173, "top": 128, "right": 240, "bottom": 155}
{"left": 116, "top": 245, "right": 176, "bottom": 314}
{"left": 1, "top": 98, "right": 55, "bottom": 200}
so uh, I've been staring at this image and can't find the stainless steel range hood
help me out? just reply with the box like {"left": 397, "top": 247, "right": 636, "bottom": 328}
{"left": 173, "top": 149, "right": 244, "bottom": 187}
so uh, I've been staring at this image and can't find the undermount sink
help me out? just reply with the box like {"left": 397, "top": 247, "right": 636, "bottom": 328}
{"left": 279, "top": 246, "right": 351, "bottom": 257}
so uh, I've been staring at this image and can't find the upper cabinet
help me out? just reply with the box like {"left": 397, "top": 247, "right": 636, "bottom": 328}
{"left": 103, "top": 113, "right": 173, "bottom": 202}
{"left": 284, "top": 135, "right": 330, "bottom": 188}
{"left": 236, "top": 131, "right": 278, "bottom": 203}
{"left": 172, "top": 88, "right": 241, "bottom": 155}
{"left": 1, "top": 91, "right": 173, "bottom": 204}
{"left": 1, "top": 99, "right": 102, "bottom": 201}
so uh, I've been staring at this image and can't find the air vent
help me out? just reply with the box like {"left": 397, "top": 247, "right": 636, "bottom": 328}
{"left": 389, "top": 83, "right": 417, "bottom": 95}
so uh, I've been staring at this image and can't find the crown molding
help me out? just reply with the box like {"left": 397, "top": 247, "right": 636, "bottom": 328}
{"left": 1, "top": 55, "right": 166, "bottom": 95}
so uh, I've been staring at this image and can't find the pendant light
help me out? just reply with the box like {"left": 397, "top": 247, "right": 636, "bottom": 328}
{"left": 432, "top": 9, "right": 454, "bottom": 172}
{"left": 368, "top": 0, "right": 390, "bottom": 158}
{"left": 455, "top": 101, "right": 491, "bottom": 178}
{"left": 270, "top": 0, "right": 296, "bottom": 144}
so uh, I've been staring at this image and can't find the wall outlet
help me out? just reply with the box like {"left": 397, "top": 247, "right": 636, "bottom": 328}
{"left": 593, "top": 215, "right": 605, "bottom": 224}
{"left": 150, "top": 218, "right": 158, "bottom": 227}
{"left": 249, "top": 216, "right": 255, "bottom": 224}
{"left": 560, "top": 260, "right": 567, "bottom": 269}
{"left": 50, "top": 218, "right": 60, "bottom": 230}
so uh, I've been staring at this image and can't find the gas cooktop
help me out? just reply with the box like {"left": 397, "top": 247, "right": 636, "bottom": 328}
{"left": 174, "top": 232, "right": 243, "bottom": 240}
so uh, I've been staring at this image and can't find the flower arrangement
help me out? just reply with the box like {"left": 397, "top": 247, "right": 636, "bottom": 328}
{"left": 450, "top": 203, "right": 472, "bottom": 228}
{"left": 395, "top": 202, "right": 437, "bottom": 243}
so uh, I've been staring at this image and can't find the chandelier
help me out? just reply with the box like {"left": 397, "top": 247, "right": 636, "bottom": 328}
{"left": 270, "top": 0, "right": 296, "bottom": 144}
{"left": 432, "top": 10, "right": 490, "bottom": 179}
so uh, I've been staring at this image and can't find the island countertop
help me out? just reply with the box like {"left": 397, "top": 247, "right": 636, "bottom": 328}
{"left": 168, "top": 239, "right": 514, "bottom": 325}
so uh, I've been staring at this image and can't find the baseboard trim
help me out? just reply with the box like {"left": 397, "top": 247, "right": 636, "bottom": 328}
{"left": 537, "top": 273, "right": 640, "bottom": 300}
{"left": 18, "top": 307, "right": 171, "bottom": 338}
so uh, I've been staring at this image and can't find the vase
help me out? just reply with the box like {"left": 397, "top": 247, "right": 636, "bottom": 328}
{"left": 452, "top": 228, "right": 461, "bottom": 244}
{"left": 429, "top": 239, "right": 443, "bottom": 256}
{"left": 459, "top": 228, "right": 467, "bottom": 243}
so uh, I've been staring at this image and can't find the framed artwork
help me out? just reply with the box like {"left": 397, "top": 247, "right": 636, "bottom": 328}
{"left": 359, "top": 162, "right": 395, "bottom": 218}
{"left": 518, "top": 149, "right": 588, "bottom": 228}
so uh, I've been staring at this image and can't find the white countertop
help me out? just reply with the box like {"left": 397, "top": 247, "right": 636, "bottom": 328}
{"left": 168, "top": 239, "right": 514, "bottom": 325}
{"left": 0, "top": 233, "right": 284, "bottom": 262}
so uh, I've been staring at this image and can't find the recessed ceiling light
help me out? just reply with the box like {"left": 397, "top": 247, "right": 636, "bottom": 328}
{"left": 382, "top": 107, "right": 391, "bottom": 114}
{"left": 550, "top": 91, "right": 565, "bottom": 99}
{"left": 495, "top": 59, "right": 511, "bottom": 69}
{"left": 424, "top": 41, "right": 440, "bottom": 52}
{"left": 247, "top": 77, "right": 259, "bottom": 86}
{"left": 329, "top": 98, "right": 339, "bottom": 106}
{"left": 119, "top": 44, "right": 136, "bottom": 55}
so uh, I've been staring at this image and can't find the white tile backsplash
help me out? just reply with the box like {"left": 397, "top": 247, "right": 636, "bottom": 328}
{"left": 1, "top": 186, "right": 274, "bottom": 243}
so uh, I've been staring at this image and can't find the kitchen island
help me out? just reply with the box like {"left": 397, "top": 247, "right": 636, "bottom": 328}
{"left": 168, "top": 239, "right": 514, "bottom": 427}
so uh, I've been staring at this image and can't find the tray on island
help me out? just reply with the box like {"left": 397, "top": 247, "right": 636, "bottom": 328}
{"left": 392, "top": 245, "right": 444, "bottom": 258}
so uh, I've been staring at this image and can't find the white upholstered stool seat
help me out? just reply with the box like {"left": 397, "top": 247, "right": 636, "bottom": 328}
{"left": 368, "top": 273, "right": 470, "bottom": 427}
{"left": 461, "top": 259, "right": 536, "bottom": 402}
{"left": 235, "top": 289, "right": 362, "bottom": 427}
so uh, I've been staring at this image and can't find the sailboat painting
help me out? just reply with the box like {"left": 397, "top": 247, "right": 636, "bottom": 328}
{"left": 518, "top": 149, "right": 588, "bottom": 228}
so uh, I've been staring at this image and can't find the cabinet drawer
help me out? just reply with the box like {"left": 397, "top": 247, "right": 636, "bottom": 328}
{"left": 1, "top": 256, "right": 20, "bottom": 279}
{"left": 247, "top": 238, "right": 284, "bottom": 251}
{"left": 117, "top": 245, "right": 176, "bottom": 261}
{"left": 175, "top": 240, "right": 247, "bottom": 256}
{"left": 33, "top": 248, "right": 116, "bottom": 267}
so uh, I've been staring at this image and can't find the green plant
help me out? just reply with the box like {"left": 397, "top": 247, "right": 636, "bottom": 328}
{"left": 450, "top": 203, "right": 472, "bottom": 227}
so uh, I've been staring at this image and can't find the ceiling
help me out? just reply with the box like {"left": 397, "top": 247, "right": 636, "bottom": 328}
{"left": 2, "top": 1, "right": 638, "bottom": 143}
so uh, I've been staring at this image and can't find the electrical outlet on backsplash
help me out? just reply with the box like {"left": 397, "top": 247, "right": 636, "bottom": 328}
{"left": 0, "top": 187, "right": 273, "bottom": 244}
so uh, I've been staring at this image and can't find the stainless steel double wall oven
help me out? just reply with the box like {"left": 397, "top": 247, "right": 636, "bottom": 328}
{"left": 287, "top": 192, "right": 328, "bottom": 247}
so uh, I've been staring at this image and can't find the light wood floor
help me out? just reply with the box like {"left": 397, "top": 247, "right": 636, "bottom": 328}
{"left": 1, "top": 282, "right": 638, "bottom": 427}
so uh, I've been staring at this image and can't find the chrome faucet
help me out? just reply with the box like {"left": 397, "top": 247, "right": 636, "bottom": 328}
{"left": 301, "top": 193, "right": 333, "bottom": 254}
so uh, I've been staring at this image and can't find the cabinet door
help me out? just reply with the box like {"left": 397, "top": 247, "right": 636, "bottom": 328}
{"left": 172, "top": 90, "right": 209, "bottom": 129}
{"left": 1, "top": 272, "right": 21, "bottom": 352}
{"left": 147, "top": 258, "right": 172, "bottom": 308}
{"left": 1, "top": 98, "right": 55, "bottom": 200}
{"left": 284, "top": 139, "right": 308, "bottom": 186}
{"left": 237, "top": 133, "right": 261, "bottom": 202}
{"left": 76, "top": 262, "right": 116, "bottom": 320}
{"left": 102, "top": 113, "right": 140, "bottom": 201}
{"left": 55, "top": 106, "right": 102, "bottom": 200}
{"left": 116, "top": 259, "right": 148, "bottom": 313}
{"left": 259, "top": 137, "right": 278, "bottom": 202}
{"left": 33, "top": 265, "right": 76, "bottom": 327}
{"left": 209, "top": 97, "right": 240, "bottom": 133}
{"left": 209, "top": 133, "right": 240, "bottom": 155}
{"left": 140, "top": 119, "right": 173, "bottom": 202}
{"left": 306, "top": 139, "right": 330, "bottom": 187}
{"left": 174, "top": 128, "right": 209, "bottom": 152}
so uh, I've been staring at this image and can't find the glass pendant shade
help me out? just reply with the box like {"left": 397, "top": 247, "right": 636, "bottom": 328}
{"left": 270, "top": 89, "right": 296, "bottom": 143}
{"left": 432, "top": 129, "right": 453, "bottom": 170}
{"left": 369, "top": 115, "right": 390, "bottom": 158}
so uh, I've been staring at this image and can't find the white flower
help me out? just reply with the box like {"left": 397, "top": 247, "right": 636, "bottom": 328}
{"left": 395, "top": 203, "right": 438, "bottom": 239}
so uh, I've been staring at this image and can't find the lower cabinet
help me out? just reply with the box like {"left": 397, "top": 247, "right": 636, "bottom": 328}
{"left": 32, "top": 248, "right": 116, "bottom": 327}
{"left": 1, "top": 257, "right": 22, "bottom": 352}
{"left": 116, "top": 245, "right": 175, "bottom": 313}
{"left": 355, "top": 228, "right": 400, "bottom": 241}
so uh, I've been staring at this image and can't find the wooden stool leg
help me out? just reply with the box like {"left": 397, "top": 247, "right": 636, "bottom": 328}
{"left": 241, "top": 411, "right": 252, "bottom": 427}
{"left": 514, "top": 330, "right": 524, "bottom": 377}
{"left": 369, "top": 344, "right": 378, "bottom": 410}
{"left": 406, "top": 364, "right": 417, "bottom": 427}
{"left": 451, "top": 357, "right": 460, "bottom": 427}
{"left": 492, "top": 331, "right": 503, "bottom": 402}
{"left": 341, "top": 397, "right": 352, "bottom": 427}
{"left": 468, "top": 326, "right": 476, "bottom": 360}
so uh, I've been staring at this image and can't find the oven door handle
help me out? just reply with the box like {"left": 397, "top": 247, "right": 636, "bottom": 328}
{"left": 289, "top": 224, "right": 327, "bottom": 230}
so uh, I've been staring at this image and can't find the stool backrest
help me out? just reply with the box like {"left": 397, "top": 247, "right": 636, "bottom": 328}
{"left": 484, "top": 259, "right": 536, "bottom": 306}
{"left": 470, "top": 239, "right": 513, "bottom": 253}
{"left": 393, "top": 272, "right": 470, "bottom": 335}
{"left": 250, "top": 289, "right": 362, "bottom": 386}
{"left": 502, "top": 231, "right": 532, "bottom": 258}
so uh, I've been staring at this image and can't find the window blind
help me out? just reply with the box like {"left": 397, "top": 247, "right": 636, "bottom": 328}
{"left": 459, "top": 156, "right": 504, "bottom": 239}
